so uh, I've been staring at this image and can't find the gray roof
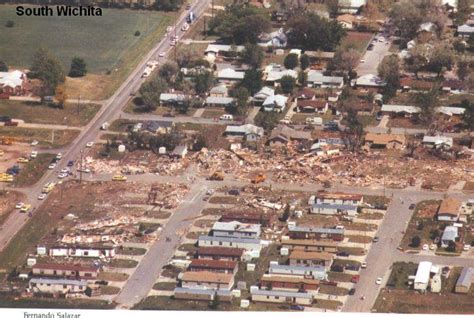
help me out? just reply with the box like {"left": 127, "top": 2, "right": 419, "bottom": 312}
{"left": 199, "top": 235, "right": 261, "bottom": 244}
{"left": 205, "top": 44, "right": 245, "bottom": 54}
{"left": 206, "top": 96, "right": 234, "bottom": 105}
{"left": 160, "top": 93, "right": 188, "bottom": 102}
{"left": 381, "top": 104, "right": 421, "bottom": 114}
{"left": 289, "top": 225, "right": 344, "bottom": 235}
{"left": 210, "top": 85, "right": 228, "bottom": 95}
{"left": 29, "top": 278, "right": 88, "bottom": 287}
{"left": 456, "top": 267, "right": 474, "bottom": 288}
{"left": 225, "top": 124, "right": 264, "bottom": 137}
{"left": 307, "top": 70, "right": 343, "bottom": 85}
{"left": 312, "top": 203, "right": 357, "bottom": 211}
{"left": 251, "top": 288, "right": 312, "bottom": 299}
{"left": 269, "top": 263, "right": 326, "bottom": 273}
{"left": 441, "top": 226, "right": 458, "bottom": 241}
{"left": 174, "top": 287, "right": 214, "bottom": 296}
{"left": 458, "top": 24, "right": 474, "bottom": 33}
{"left": 212, "top": 221, "right": 261, "bottom": 233}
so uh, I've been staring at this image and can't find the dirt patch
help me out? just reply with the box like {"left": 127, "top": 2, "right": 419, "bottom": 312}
{"left": 97, "top": 272, "right": 129, "bottom": 282}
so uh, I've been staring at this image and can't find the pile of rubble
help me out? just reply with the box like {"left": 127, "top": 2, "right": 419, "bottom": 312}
{"left": 148, "top": 183, "right": 189, "bottom": 209}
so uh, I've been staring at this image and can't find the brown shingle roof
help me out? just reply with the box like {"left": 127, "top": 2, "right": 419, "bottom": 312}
{"left": 365, "top": 133, "right": 406, "bottom": 145}
{"left": 281, "top": 238, "right": 339, "bottom": 248}
{"left": 189, "top": 259, "right": 237, "bottom": 270}
{"left": 33, "top": 263, "right": 97, "bottom": 272}
{"left": 438, "top": 198, "right": 461, "bottom": 216}
{"left": 289, "top": 250, "right": 334, "bottom": 261}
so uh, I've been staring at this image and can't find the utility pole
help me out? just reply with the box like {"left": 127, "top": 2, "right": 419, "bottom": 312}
{"left": 174, "top": 18, "right": 178, "bottom": 62}
{"left": 212, "top": 0, "right": 214, "bottom": 18}
{"left": 79, "top": 150, "right": 83, "bottom": 184}
{"left": 203, "top": 15, "right": 207, "bottom": 39}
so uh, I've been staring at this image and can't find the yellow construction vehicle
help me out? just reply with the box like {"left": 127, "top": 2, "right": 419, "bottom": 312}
{"left": 208, "top": 171, "right": 224, "bottom": 181}
{"left": 251, "top": 173, "right": 266, "bottom": 184}
{"left": 0, "top": 137, "right": 14, "bottom": 145}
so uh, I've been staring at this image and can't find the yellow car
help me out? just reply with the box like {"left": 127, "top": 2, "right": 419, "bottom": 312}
{"left": 112, "top": 175, "right": 127, "bottom": 181}
{"left": 0, "top": 174, "right": 13, "bottom": 182}
{"left": 17, "top": 157, "right": 29, "bottom": 163}
{"left": 0, "top": 150, "right": 4, "bottom": 156}
{"left": 20, "top": 204, "right": 31, "bottom": 213}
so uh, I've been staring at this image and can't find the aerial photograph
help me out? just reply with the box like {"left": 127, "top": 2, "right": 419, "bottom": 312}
{"left": 0, "top": 0, "right": 473, "bottom": 317}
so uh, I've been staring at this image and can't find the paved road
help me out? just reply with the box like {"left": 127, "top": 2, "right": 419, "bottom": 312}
{"left": 115, "top": 179, "right": 209, "bottom": 308}
{"left": 356, "top": 34, "right": 391, "bottom": 76}
{"left": 119, "top": 111, "right": 240, "bottom": 126}
{"left": 0, "top": 0, "right": 211, "bottom": 252}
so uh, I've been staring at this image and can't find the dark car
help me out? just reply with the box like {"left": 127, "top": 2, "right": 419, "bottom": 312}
{"left": 336, "top": 252, "right": 349, "bottom": 257}
{"left": 349, "top": 288, "right": 356, "bottom": 295}
{"left": 373, "top": 236, "right": 379, "bottom": 243}
{"left": 290, "top": 305, "right": 305, "bottom": 311}
{"left": 409, "top": 203, "right": 416, "bottom": 210}
{"left": 67, "top": 160, "right": 74, "bottom": 167}
{"left": 228, "top": 189, "right": 240, "bottom": 196}
{"left": 331, "top": 265, "right": 344, "bottom": 272}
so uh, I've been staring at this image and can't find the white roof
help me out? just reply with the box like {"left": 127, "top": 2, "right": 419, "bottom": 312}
{"left": 441, "top": 0, "right": 457, "bottom": 7}
{"left": 160, "top": 93, "right": 188, "bottom": 102}
{"left": 355, "top": 74, "right": 386, "bottom": 87}
{"left": 266, "top": 69, "right": 297, "bottom": 82}
{"left": 217, "top": 68, "right": 245, "bottom": 80}
{"left": 435, "top": 106, "right": 465, "bottom": 116}
{"left": 206, "top": 96, "right": 234, "bottom": 105}
{"left": 381, "top": 104, "right": 421, "bottom": 114}
{"left": 205, "top": 44, "right": 245, "bottom": 54}
{"left": 225, "top": 124, "right": 264, "bottom": 137}
{"left": 212, "top": 221, "right": 261, "bottom": 233}
{"left": 29, "top": 278, "right": 88, "bottom": 287}
{"left": 262, "top": 94, "right": 288, "bottom": 107}
{"left": 414, "top": 261, "right": 432, "bottom": 285}
{"left": 458, "top": 24, "right": 474, "bottom": 33}
{"left": 307, "top": 70, "right": 344, "bottom": 85}
{"left": 0, "top": 70, "right": 25, "bottom": 88}
{"left": 254, "top": 86, "right": 275, "bottom": 99}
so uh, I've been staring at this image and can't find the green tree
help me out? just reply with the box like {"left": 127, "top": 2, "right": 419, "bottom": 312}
{"left": 414, "top": 85, "right": 440, "bottom": 124}
{"left": 378, "top": 54, "right": 400, "bottom": 100}
{"left": 427, "top": 45, "right": 454, "bottom": 76}
{"left": 153, "top": 0, "right": 183, "bottom": 11}
{"left": 255, "top": 111, "right": 279, "bottom": 131}
{"left": 284, "top": 53, "right": 299, "bottom": 69}
{"left": 193, "top": 133, "right": 207, "bottom": 151}
{"left": 241, "top": 44, "right": 265, "bottom": 68}
{"left": 231, "top": 87, "right": 250, "bottom": 116}
{"left": 138, "top": 77, "right": 168, "bottom": 112}
{"left": 345, "top": 109, "right": 363, "bottom": 151}
{"left": 447, "top": 241, "right": 456, "bottom": 252}
{"left": 389, "top": 2, "right": 423, "bottom": 46}
{"left": 240, "top": 68, "right": 263, "bottom": 95}
{"left": 287, "top": 12, "right": 345, "bottom": 51}
{"left": 194, "top": 71, "right": 214, "bottom": 96}
{"left": 457, "top": 58, "right": 470, "bottom": 81}
{"left": 280, "top": 75, "right": 296, "bottom": 94}
{"left": 30, "top": 48, "right": 65, "bottom": 97}
{"left": 300, "top": 54, "right": 310, "bottom": 70}
{"left": 0, "top": 61, "right": 8, "bottom": 72}
{"left": 411, "top": 236, "right": 421, "bottom": 248}
{"left": 329, "top": 44, "right": 360, "bottom": 77}
{"left": 159, "top": 62, "right": 179, "bottom": 83}
{"left": 68, "top": 57, "right": 87, "bottom": 77}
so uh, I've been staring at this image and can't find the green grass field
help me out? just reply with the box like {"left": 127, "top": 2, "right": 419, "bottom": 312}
{"left": 0, "top": 5, "right": 171, "bottom": 72}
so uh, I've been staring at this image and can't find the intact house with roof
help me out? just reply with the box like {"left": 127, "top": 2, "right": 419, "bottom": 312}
{"left": 263, "top": 64, "right": 298, "bottom": 86}
{"left": 217, "top": 68, "right": 245, "bottom": 83}
{"left": 295, "top": 99, "right": 328, "bottom": 114}
{"left": 455, "top": 267, "right": 474, "bottom": 294}
{"left": 196, "top": 247, "right": 245, "bottom": 262}
{"left": 204, "top": 44, "right": 245, "bottom": 59}
{"left": 32, "top": 263, "right": 99, "bottom": 280}
{"left": 269, "top": 263, "right": 327, "bottom": 280}
{"left": 310, "top": 203, "right": 358, "bottom": 218}
{"left": 338, "top": 0, "right": 367, "bottom": 14}
{"left": 198, "top": 236, "right": 262, "bottom": 253}
{"left": 209, "top": 84, "right": 228, "bottom": 97}
{"left": 364, "top": 133, "right": 406, "bottom": 150}
{"left": 251, "top": 288, "right": 313, "bottom": 305}
{"left": 205, "top": 96, "right": 235, "bottom": 108}
{"left": 354, "top": 74, "right": 386, "bottom": 90}
{"left": 174, "top": 287, "right": 233, "bottom": 302}
{"left": 263, "top": 94, "right": 288, "bottom": 112}
{"left": 281, "top": 239, "right": 339, "bottom": 253}
{"left": 253, "top": 86, "right": 275, "bottom": 105}
{"left": 457, "top": 24, "right": 474, "bottom": 38}
{"left": 441, "top": 226, "right": 459, "bottom": 248}
{"left": 437, "top": 198, "right": 462, "bottom": 222}
{"left": 211, "top": 221, "right": 261, "bottom": 239}
{"left": 312, "top": 191, "right": 363, "bottom": 206}
{"left": 0, "top": 70, "right": 27, "bottom": 96}
{"left": 143, "top": 120, "right": 174, "bottom": 134}
{"left": 306, "top": 70, "right": 344, "bottom": 89}
{"left": 224, "top": 124, "right": 264, "bottom": 142}
{"left": 381, "top": 104, "right": 421, "bottom": 117}
{"left": 28, "top": 278, "right": 88, "bottom": 295}
{"left": 412, "top": 261, "right": 441, "bottom": 291}
{"left": 188, "top": 259, "right": 238, "bottom": 275}
{"left": 259, "top": 274, "right": 320, "bottom": 293}
{"left": 288, "top": 225, "right": 344, "bottom": 241}
{"left": 288, "top": 250, "right": 333, "bottom": 269}
{"left": 268, "top": 125, "right": 313, "bottom": 146}
{"left": 159, "top": 93, "right": 191, "bottom": 107}
{"left": 181, "top": 271, "right": 234, "bottom": 290}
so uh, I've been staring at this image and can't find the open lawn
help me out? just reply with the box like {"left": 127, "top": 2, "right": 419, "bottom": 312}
{"left": 0, "top": 190, "right": 24, "bottom": 226}
{"left": 340, "top": 32, "right": 374, "bottom": 54}
{"left": 0, "top": 100, "right": 100, "bottom": 127}
{"left": 108, "top": 258, "right": 139, "bottom": 269}
{"left": 0, "top": 126, "right": 79, "bottom": 149}
{"left": 0, "top": 5, "right": 173, "bottom": 99}
{"left": 12, "top": 153, "right": 55, "bottom": 187}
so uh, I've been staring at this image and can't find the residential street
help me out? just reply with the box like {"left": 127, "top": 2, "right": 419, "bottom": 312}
{"left": 356, "top": 34, "right": 391, "bottom": 76}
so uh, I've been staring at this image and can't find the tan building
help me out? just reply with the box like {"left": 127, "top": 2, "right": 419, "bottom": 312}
{"left": 281, "top": 239, "right": 338, "bottom": 253}
{"left": 288, "top": 250, "right": 333, "bottom": 269}
{"left": 437, "top": 198, "right": 462, "bottom": 222}
{"left": 181, "top": 271, "right": 234, "bottom": 290}
{"left": 364, "top": 133, "right": 406, "bottom": 149}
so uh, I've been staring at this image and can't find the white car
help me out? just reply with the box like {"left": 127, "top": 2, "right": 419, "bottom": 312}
{"left": 58, "top": 173, "right": 68, "bottom": 179}
{"left": 60, "top": 168, "right": 69, "bottom": 174}
{"left": 37, "top": 193, "right": 47, "bottom": 200}
{"left": 360, "top": 59, "right": 365, "bottom": 63}
{"left": 55, "top": 153, "right": 62, "bottom": 160}
{"left": 170, "top": 40, "right": 176, "bottom": 46}
{"left": 30, "top": 151, "right": 38, "bottom": 159}
{"left": 166, "top": 26, "right": 173, "bottom": 33}
{"left": 48, "top": 163, "right": 57, "bottom": 170}
{"left": 31, "top": 140, "right": 39, "bottom": 146}
{"left": 429, "top": 244, "right": 436, "bottom": 250}
{"left": 77, "top": 168, "right": 91, "bottom": 174}
{"left": 422, "top": 244, "right": 429, "bottom": 251}
{"left": 15, "top": 202, "right": 25, "bottom": 209}
{"left": 86, "top": 141, "right": 94, "bottom": 148}
{"left": 361, "top": 262, "right": 367, "bottom": 269}
{"left": 375, "top": 277, "right": 382, "bottom": 285}
{"left": 159, "top": 52, "right": 165, "bottom": 57}
{"left": 463, "top": 244, "right": 471, "bottom": 251}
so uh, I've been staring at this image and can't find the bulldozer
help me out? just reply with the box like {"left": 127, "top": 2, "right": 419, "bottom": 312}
{"left": 251, "top": 173, "right": 266, "bottom": 184}
{"left": 208, "top": 171, "right": 224, "bottom": 181}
